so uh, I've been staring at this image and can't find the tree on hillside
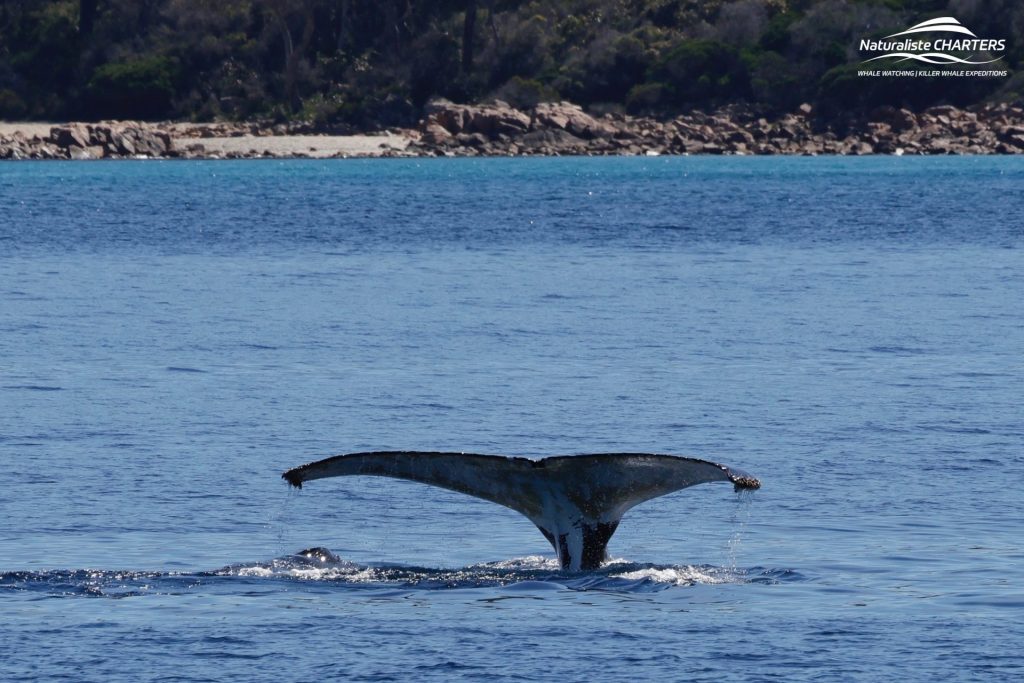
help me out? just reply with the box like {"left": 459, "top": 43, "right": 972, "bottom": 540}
{"left": 462, "top": 0, "right": 477, "bottom": 73}
{"left": 79, "top": 0, "right": 97, "bottom": 35}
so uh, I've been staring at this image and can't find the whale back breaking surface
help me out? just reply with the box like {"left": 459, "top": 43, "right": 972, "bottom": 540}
{"left": 282, "top": 451, "right": 760, "bottom": 571}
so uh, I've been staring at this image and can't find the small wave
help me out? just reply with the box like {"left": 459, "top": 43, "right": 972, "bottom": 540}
{"left": 1, "top": 551, "right": 798, "bottom": 597}
{"left": 3, "top": 385, "right": 63, "bottom": 391}
{"left": 0, "top": 569, "right": 166, "bottom": 598}
{"left": 610, "top": 565, "right": 734, "bottom": 586}
{"left": 868, "top": 345, "right": 929, "bottom": 355}
{"left": 920, "top": 423, "right": 991, "bottom": 435}
{"left": 229, "top": 559, "right": 753, "bottom": 591}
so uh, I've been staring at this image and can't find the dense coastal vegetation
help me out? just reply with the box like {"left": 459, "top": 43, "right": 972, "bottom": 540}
{"left": 1, "top": 1, "right": 1021, "bottom": 127}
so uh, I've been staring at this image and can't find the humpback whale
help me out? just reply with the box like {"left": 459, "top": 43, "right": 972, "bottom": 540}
{"left": 283, "top": 451, "right": 760, "bottom": 571}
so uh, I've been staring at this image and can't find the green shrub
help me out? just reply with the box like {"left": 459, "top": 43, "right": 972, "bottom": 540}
{"left": 759, "top": 12, "right": 797, "bottom": 52}
{"left": 573, "top": 32, "right": 652, "bottom": 104}
{"left": 491, "top": 76, "right": 559, "bottom": 109}
{"left": 86, "top": 56, "right": 178, "bottom": 120}
{"left": 650, "top": 39, "right": 750, "bottom": 107}
{"left": 743, "top": 49, "right": 805, "bottom": 112}
{"left": 625, "top": 81, "right": 668, "bottom": 114}
{"left": 0, "top": 89, "right": 28, "bottom": 119}
{"left": 408, "top": 32, "right": 462, "bottom": 105}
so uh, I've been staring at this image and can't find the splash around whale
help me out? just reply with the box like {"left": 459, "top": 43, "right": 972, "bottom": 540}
{"left": 283, "top": 451, "right": 760, "bottom": 571}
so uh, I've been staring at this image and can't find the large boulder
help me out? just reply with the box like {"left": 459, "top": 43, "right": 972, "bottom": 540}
{"left": 49, "top": 124, "right": 90, "bottom": 149}
{"left": 532, "top": 102, "right": 616, "bottom": 139}
{"left": 422, "top": 98, "right": 530, "bottom": 139}
{"left": 465, "top": 100, "right": 531, "bottom": 137}
{"left": 0, "top": 135, "right": 30, "bottom": 159}
{"left": 88, "top": 124, "right": 114, "bottom": 147}
{"left": 67, "top": 144, "right": 105, "bottom": 159}
{"left": 120, "top": 125, "right": 169, "bottom": 156}
{"left": 110, "top": 130, "right": 136, "bottom": 156}
{"left": 421, "top": 122, "right": 453, "bottom": 146}
{"left": 518, "top": 128, "right": 584, "bottom": 153}
{"left": 869, "top": 105, "right": 918, "bottom": 132}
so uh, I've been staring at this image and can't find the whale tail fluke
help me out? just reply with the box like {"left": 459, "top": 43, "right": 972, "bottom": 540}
{"left": 282, "top": 451, "right": 759, "bottom": 571}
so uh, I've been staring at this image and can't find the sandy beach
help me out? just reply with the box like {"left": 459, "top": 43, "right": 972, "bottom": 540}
{"left": 179, "top": 131, "right": 413, "bottom": 158}
{"left": 0, "top": 121, "right": 414, "bottom": 158}
{"left": 0, "top": 122, "right": 55, "bottom": 139}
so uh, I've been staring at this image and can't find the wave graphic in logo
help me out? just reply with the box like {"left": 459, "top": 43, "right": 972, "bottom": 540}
{"left": 862, "top": 53, "right": 1000, "bottom": 66}
{"left": 883, "top": 17, "right": 976, "bottom": 40}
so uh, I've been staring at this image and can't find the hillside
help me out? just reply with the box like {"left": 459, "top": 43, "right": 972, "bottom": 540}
{"left": 1, "top": 1, "right": 1021, "bottom": 126}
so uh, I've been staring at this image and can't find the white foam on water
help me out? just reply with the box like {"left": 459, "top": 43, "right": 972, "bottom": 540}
{"left": 601, "top": 557, "right": 634, "bottom": 568}
{"left": 610, "top": 565, "right": 738, "bottom": 586}
{"left": 225, "top": 553, "right": 750, "bottom": 590}
{"left": 340, "top": 567, "right": 385, "bottom": 582}
{"left": 232, "top": 560, "right": 366, "bottom": 581}
{"left": 476, "top": 555, "right": 561, "bottom": 571}
{"left": 235, "top": 566, "right": 275, "bottom": 578}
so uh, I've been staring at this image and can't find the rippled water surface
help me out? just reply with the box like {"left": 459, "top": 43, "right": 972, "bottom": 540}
{"left": 1, "top": 157, "right": 1022, "bottom": 681}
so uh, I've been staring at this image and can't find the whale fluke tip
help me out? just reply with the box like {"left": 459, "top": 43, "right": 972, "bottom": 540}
{"left": 282, "top": 470, "right": 303, "bottom": 489}
{"left": 731, "top": 474, "right": 761, "bottom": 490}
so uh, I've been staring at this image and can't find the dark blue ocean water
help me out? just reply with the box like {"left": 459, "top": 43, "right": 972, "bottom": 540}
{"left": 1, "top": 157, "right": 1022, "bottom": 681}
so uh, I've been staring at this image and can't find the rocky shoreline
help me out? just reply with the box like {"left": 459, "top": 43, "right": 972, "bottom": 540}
{"left": 412, "top": 100, "right": 1024, "bottom": 156}
{"left": 2, "top": 99, "right": 1023, "bottom": 160}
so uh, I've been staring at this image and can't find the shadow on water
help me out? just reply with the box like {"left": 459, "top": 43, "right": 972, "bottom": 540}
{"left": 0, "top": 548, "right": 801, "bottom": 598}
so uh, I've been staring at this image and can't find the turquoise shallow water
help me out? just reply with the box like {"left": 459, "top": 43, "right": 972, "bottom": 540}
{"left": 1, "top": 157, "right": 1022, "bottom": 681}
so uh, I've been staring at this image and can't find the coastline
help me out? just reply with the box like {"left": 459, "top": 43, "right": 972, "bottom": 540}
{"left": 2, "top": 100, "right": 1023, "bottom": 160}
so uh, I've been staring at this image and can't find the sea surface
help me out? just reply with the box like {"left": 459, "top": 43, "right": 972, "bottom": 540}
{"left": 1, "top": 157, "right": 1022, "bottom": 681}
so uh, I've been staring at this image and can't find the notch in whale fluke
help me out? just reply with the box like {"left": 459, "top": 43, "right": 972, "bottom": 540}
{"left": 282, "top": 451, "right": 760, "bottom": 571}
